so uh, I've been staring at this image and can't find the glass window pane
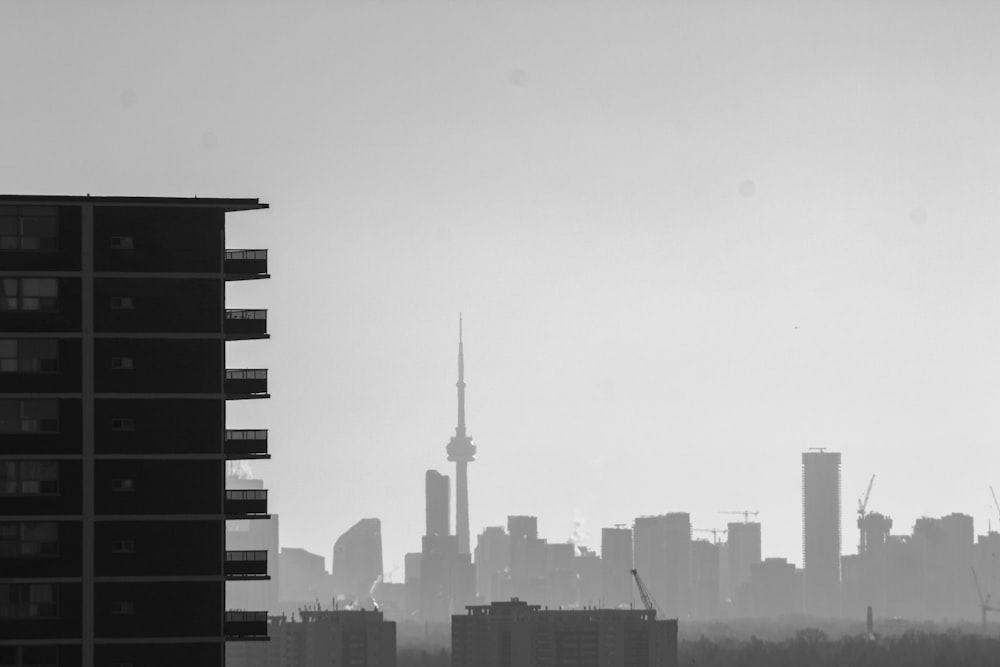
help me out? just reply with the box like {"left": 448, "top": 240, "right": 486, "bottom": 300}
{"left": 22, "top": 522, "right": 56, "bottom": 542}
{"left": 20, "top": 218, "right": 56, "bottom": 238}
{"left": 0, "top": 402, "right": 16, "bottom": 432}
{"left": 0, "top": 340, "right": 15, "bottom": 359}
{"left": 21, "top": 400, "right": 57, "bottom": 420}
{"left": 21, "top": 279, "right": 57, "bottom": 298}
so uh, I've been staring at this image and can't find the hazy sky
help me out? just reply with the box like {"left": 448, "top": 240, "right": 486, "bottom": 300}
{"left": 5, "top": 1, "right": 1000, "bottom": 579}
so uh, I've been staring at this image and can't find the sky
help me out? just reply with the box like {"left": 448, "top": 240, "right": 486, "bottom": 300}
{"left": 4, "top": 1, "right": 1000, "bottom": 580}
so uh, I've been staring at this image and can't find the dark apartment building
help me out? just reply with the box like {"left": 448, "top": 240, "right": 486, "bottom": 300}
{"left": 0, "top": 195, "right": 271, "bottom": 667}
{"left": 452, "top": 599, "right": 678, "bottom": 667}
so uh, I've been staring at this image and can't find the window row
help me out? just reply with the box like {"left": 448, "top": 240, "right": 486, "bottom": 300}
{"left": 0, "top": 461, "right": 59, "bottom": 496}
{"left": 0, "top": 521, "right": 58, "bottom": 558}
{"left": 0, "top": 399, "right": 59, "bottom": 434}
{"left": 0, "top": 207, "right": 58, "bottom": 251}
{"left": 0, "top": 278, "right": 58, "bottom": 312}
{"left": 0, "top": 646, "right": 59, "bottom": 667}
{"left": 0, "top": 339, "right": 59, "bottom": 373}
{"left": 0, "top": 583, "right": 57, "bottom": 619}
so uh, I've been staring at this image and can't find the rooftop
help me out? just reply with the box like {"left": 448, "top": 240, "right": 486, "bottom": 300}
{"left": 0, "top": 194, "right": 267, "bottom": 212}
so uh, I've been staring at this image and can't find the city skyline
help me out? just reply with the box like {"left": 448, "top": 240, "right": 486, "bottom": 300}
{"left": 5, "top": 1, "right": 1000, "bottom": 585}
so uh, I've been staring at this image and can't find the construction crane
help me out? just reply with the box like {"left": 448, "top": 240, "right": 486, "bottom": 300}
{"left": 972, "top": 567, "right": 1000, "bottom": 631}
{"left": 720, "top": 511, "right": 759, "bottom": 524}
{"left": 693, "top": 528, "right": 728, "bottom": 544}
{"left": 857, "top": 474, "right": 875, "bottom": 553}
{"left": 991, "top": 486, "right": 1000, "bottom": 531}
{"left": 630, "top": 569, "right": 659, "bottom": 616}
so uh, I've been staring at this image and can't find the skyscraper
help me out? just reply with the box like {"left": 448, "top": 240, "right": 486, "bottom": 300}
{"left": 802, "top": 450, "right": 841, "bottom": 617}
{"left": 445, "top": 316, "right": 476, "bottom": 556}
{"left": 0, "top": 195, "right": 272, "bottom": 665}
{"left": 425, "top": 470, "right": 450, "bottom": 539}
{"left": 726, "top": 521, "right": 761, "bottom": 603}
{"left": 601, "top": 526, "right": 634, "bottom": 608}
{"left": 333, "top": 518, "right": 383, "bottom": 606}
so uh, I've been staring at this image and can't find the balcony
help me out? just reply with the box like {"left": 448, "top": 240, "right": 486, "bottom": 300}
{"left": 225, "top": 430, "right": 270, "bottom": 460}
{"left": 225, "top": 309, "right": 269, "bottom": 340}
{"left": 225, "top": 550, "right": 269, "bottom": 580}
{"left": 225, "top": 369, "right": 269, "bottom": 399}
{"left": 225, "top": 611, "right": 269, "bottom": 641}
{"left": 225, "top": 489, "right": 269, "bottom": 518}
{"left": 224, "top": 249, "right": 269, "bottom": 281}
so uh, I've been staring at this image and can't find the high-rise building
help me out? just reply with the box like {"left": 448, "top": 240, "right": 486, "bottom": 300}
{"left": 690, "top": 539, "right": 720, "bottom": 619}
{"left": 802, "top": 450, "right": 842, "bottom": 617}
{"left": 445, "top": 316, "right": 476, "bottom": 556}
{"left": 0, "top": 195, "right": 272, "bottom": 665}
{"left": 279, "top": 547, "right": 332, "bottom": 605}
{"left": 601, "top": 527, "right": 633, "bottom": 608}
{"left": 725, "top": 522, "right": 761, "bottom": 603}
{"left": 225, "top": 476, "right": 279, "bottom": 617}
{"left": 474, "top": 525, "right": 509, "bottom": 603}
{"left": 425, "top": 470, "right": 450, "bottom": 539}
{"left": 574, "top": 546, "right": 602, "bottom": 607}
{"left": 452, "top": 599, "right": 678, "bottom": 667}
{"left": 633, "top": 514, "right": 690, "bottom": 617}
{"left": 333, "top": 518, "right": 383, "bottom": 606}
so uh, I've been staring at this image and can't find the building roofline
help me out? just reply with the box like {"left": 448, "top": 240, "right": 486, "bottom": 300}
{"left": 0, "top": 194, "right": 268, "bottom": 212}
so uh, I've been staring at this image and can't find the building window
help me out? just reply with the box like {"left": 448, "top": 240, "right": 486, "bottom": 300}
{"left": 0, "top": 646, "right": 59, "bottom": 667}
{"left": 0, "top": 279, "right": 58, "bottom": 312}
{"left": 110, "top": 601, "right": 135, "bottom": 615}
{"left": 0, "top": 522, "right": 58, "bottom": 558}
{"left": 0, "top": 207, "right": 58, "bottom": 251}
{"left": 0, "top": 339, "right": 59, "bottom": 374}
{"left": 0, "top": 399, "right": 59, "bottom": 434}
{"left": 0, "top": 584, "right": 58, "bottom": 619}
{"left": 110, "top": 418, "right": 134, "bottom": 432}
{"left": 111, "top": 540, "right": 135, "bottom": 554}
{"left": 110, "top": 296, "right": 133, "bottom": 310}
{"left": 110, "top": 236, "right": 134, "bottom": 249}
{"left": 110, "top": 357, "right": 134, "bottom": 370}
{"left": 0, "top": 462, "right": 59, "bottom": 495}
{"left": 111, "top": 479, "right": 134, "bottom": 492}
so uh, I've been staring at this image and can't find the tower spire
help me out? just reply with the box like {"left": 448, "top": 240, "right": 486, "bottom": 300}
{"left": 457, "top": 313, "right": 466, "bottom": 437}
{"left": 446, "top": 314, "right": 476, "bottom": 555}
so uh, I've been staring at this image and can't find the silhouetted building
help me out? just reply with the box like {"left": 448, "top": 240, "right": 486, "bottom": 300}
{"left": 602, "top": 527, "right": 633, "bottom": 608}
{"left": 426, "top": 470, "right": 450, "bottom": 538}
{"left": 0, "top": 195, "right": 271, "bottom": 665}
{"left": 802, "top": 450, "right": 841, "bottom": 617}
{"left": 725, "top": 522, "right": 761, "bottom": 603}
{"left": 333, "top": 518, "right": 383, "bottom": 606}
{"left": 270, "top": 609, "right": 396, "bottom": 667}
{"left": 445, "top": 317, "right": 476, "bottom": 556}
{"left": 748, "top": 558, "right": 801, "bottom": 618}
{"left": 843, "top": 511, "right": 892, "bottom": 617}
{"left": 690, "top": 539, "right": 720, "bottom": 619}
{"left": 404, "top": 552, "right": 422, "bottom": 616}
{"left": 279, "top": 547, "right": 332, "bottom": 605}
{"left": 452, "top": 599, "right": 678, "bottom": 667}
{"left": 546, "top": 543, "right": 577, "bottom": 608}
{"left": 508, "top": 515, "right": 542, "bottom": 599}
{"left": 634, "top": 514, "right": 690, "bottom": 617}
{"left": 912, "top": 513, "right": 976, "bottom": 620}
{"left": 475, "top": 525, "right": 510, "bottom": 603}
{"left": 575, "top": 546, "right": 602, "bottom": 607}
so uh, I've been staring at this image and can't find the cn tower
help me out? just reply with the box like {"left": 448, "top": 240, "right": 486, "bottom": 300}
{"left": 446, "top": 315, "right": 476, "bottom": 555}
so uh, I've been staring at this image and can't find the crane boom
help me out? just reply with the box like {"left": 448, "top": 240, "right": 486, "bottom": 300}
{"left": 991, "top": 486, "right": 1000, "bottom": 526}
{"left": 858, "top": 475, "right": 875, "bottom": 517}
{"left": 630, "top": 569, "right": 658, "bottom": 616}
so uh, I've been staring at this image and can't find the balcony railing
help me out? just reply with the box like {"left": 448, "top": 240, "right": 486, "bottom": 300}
{"left": 224, "top": 309, "right": 268, "bottom": 340}
{"left": 225, "top": 429, "right": 270, "bottom": 459}
{"left": 225, "top": 369, "right": 268, "bottom": 399}
{"left": 225, "top": 550, "right": 269, "bottom": 579}
{"left": 225, "top": 489, "right": 269, "bottom": 518}
{"left": 225, "top": 610, "right": 269, "bottom": 640}
{"left": 224, "top": 249, "right": 269, "bottom": 280}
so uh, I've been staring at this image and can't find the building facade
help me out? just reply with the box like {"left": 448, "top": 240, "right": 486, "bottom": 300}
{"left": 452, "top": 599, "right": 678, "bottom": 667}
{"left": 0, "top": 195, "right": 271, "bottom": 666}
{"left": 802, "top": 450, "right": 841, "bottom": 617}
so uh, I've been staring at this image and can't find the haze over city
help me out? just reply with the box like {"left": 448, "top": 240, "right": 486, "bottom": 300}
{"left": 5, "top": 0, "right": 1000, "bottom": 582}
